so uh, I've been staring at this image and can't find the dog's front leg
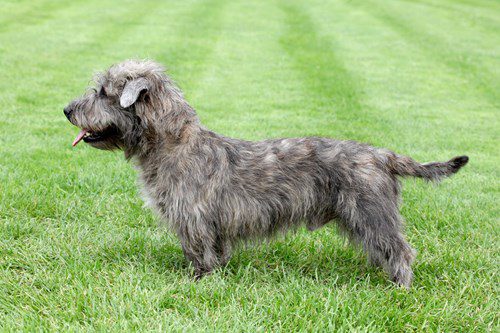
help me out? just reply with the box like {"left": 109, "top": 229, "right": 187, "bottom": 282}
{"left": 215, "top": 239, "right": 232, "bottom": 268}
{"left": 177, "top": 222, "right": 221, "bottom": 280}
{"left": 180, "top": 243, "right": 218, "bottom": 280}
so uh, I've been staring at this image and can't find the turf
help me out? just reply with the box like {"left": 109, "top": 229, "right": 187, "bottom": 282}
{"left": 0, "top": 0, "right": 498, "bottom": 331}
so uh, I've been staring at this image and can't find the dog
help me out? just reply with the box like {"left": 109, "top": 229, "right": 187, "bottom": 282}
{"left": 64, "top": 60, "right": 468, "bottom": 288}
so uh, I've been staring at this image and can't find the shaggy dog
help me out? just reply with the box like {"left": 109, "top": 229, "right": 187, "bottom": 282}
{"left": 64, "top": 60, "right": 468, "bottom": 288}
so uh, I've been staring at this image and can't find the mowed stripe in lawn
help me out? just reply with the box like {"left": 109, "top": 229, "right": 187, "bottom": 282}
{"left": 360, "top": 0, "right": 499, "bottom": 106}
{"left": 0, "top": 0, "right": 74, "bottom": 33}
{"left": 342, "top": 0, "right": 499, "bottom": 178}
{"left": 186, "top": 0, "right": 322, "bottom": 138}
{"left": 0, "top": 0, "right": 163, "bottom": 120}
{"left": 305, "top": 0, "right": 497, "bottom": 162}
{"left": 415, "top": 0, "right": 500, "bottom": 23}
{"left": 403, "top": 0, "right": 500, "bottom": 31}
{"left": 352, "top": 0, "right": 499, "bottom": 166}
{"left": 280, "top": 2, "right": 380, "bottom": 140}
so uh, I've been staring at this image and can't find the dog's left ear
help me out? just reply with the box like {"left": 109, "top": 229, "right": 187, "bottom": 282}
{"left": 120, "top": 78, "right": 149, "bottom": 108}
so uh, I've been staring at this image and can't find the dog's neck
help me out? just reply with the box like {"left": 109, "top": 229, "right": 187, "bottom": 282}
{"left": 126, "top": 104, "right": 202, "bottom": 162}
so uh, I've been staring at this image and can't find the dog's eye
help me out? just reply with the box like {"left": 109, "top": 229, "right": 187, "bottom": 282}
{"left": 99, "top": 87, "right": 107, "bottom": 97}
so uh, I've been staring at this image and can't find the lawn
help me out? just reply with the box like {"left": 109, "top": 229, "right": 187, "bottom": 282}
{"left": 0, "top": 0, "right": 498, "bottom": 331}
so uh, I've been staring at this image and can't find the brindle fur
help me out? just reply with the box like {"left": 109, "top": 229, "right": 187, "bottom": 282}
{"left": 64, "top": 60, "right": 469, "bottom": 288}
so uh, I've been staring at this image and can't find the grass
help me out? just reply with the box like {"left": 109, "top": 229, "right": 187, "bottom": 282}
{"left": 0, "top": 0, "right": 498, "bottom": 331}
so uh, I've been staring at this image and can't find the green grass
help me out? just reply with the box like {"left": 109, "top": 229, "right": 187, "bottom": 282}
{"left": 0, "top": 0, "right": 498, "bottom": 331}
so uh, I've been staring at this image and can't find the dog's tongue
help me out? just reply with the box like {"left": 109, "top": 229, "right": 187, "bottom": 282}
{"left": 72, "top": 129, "right": 87, "bottom": 147}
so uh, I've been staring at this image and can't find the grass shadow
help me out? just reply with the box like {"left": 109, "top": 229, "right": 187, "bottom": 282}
{"left": 96, "top": 227, "right": 389, "bottom": 288}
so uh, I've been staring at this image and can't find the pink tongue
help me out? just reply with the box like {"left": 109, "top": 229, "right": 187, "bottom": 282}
{"left": 72, "top": 129, "right": 88, "bottom": 147}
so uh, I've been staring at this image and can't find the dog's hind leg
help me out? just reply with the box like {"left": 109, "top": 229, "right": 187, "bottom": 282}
{"left": 337, "top": 195, "right": 416, "bottom": 288}
{"left": 365, "top": 224, "right": 415, "bottom": 289}
{"left": 306, "top": 217, "right": 330, "bottom": 231}
{"left": 306, "top": 211, "right": 336, "bottom": 231}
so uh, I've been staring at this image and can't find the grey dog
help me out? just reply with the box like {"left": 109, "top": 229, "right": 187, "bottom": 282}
{"left": 64, "top": 60, "right": 468, "bottom": 288}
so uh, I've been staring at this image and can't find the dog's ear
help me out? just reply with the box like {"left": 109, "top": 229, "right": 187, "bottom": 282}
{"left": 120, "top": 78, "right": 149, "bottom": 108}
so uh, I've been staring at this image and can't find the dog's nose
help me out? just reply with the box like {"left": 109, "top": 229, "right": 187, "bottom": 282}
{"left": 63, "top": 106, "right": 73, "bottom": 119}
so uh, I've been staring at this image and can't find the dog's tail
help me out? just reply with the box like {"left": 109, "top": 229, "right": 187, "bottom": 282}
{"left": 387, "top": 153, "right": 469, "bottom": 182}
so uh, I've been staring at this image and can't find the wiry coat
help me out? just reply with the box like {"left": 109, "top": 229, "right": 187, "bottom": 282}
{"left": 64, "top": 60, "right": 468, "bottom": 288}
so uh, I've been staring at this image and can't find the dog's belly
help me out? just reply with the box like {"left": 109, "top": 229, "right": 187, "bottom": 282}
{"left": 140, "top": 173, "right": 336, "bottom": 239}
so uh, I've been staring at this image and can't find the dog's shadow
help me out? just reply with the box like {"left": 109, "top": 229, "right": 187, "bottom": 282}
{"left": 97, "top": 228, "right": 388, "bottom": 288}
{"left": 223, "top": 239, "right": 387, "bottom": 287}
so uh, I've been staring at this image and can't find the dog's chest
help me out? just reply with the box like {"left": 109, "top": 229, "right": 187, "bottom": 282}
{"left": 138, "top": 170, "right": 175, "bottom": 213}
{"left": 137, "top": 162, "right": 203, "bottom": 222}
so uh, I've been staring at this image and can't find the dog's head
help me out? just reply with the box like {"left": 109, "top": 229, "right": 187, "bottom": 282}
{"left": 64, "top": 59, "right": 194, "bottom": 154}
